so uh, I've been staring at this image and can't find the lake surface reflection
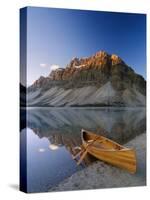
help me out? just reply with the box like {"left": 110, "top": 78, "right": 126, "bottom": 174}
{"left": 20, "top": 107, "right": 146, "bottom": 192}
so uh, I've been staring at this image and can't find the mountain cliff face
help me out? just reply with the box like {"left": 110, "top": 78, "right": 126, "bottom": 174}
{"left": 27, "top": 51, "right": 146, "bottom": 107}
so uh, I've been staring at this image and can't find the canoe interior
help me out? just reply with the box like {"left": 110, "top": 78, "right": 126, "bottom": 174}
{"left": 82, "top": 130, "right": 125, "bottom": 151}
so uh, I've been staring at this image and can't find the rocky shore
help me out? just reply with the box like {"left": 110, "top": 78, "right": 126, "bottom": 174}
{"left": 49, "top": 133, "right": 146, "bottom": 192}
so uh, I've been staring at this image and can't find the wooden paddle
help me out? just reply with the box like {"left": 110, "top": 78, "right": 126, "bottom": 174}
{"left": 76, "top": 136, "right": 100, "bottom": 165}
{"left": 72, "top": 148, "right": 85, "bottom": 160}
{"left": 73, "top": 129, "right": 103, "bottom": 165}
{"left": 77, "top": 149, "right": 88, "bottom": 165}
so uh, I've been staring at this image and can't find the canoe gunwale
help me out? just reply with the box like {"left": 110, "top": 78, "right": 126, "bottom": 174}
{"left": 84, "top": 143, "right": 132, "bottom": 152}
{"left": 81, "top": 129, "right": 130, "bottom": 151}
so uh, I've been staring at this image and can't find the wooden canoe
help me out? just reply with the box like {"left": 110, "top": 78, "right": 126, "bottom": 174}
{"left": 81, "top": 129, "right": 137, "bottom": 173}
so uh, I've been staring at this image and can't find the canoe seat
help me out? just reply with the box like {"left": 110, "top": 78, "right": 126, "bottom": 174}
{"left": 93, "top": 142, "right": 108, "bottom": 149}
{"left": 87, "top": 138, "right": 105, "bottom": 143}
{"left": 87, "top": 140, "right": 93, "bottom": 143}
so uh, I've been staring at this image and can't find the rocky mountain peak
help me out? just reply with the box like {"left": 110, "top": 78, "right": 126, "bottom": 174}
{"left": 49, "top": 68, "right": 65, "bottom": 80}
{"left": 48, "top": 50, "right": 126, "bottom": 81}
{"left": 28, "top": 50, "right": 146, "bottom": 102}
{"left": 111, "top": 54, "right": 124, "bottom": 65}
{"left": 32, "top": 75, "right": 50, "bottom": 88}
{"left": 67, "top": 57, "right": 80, "bottom": 68}
{"left": 33, "top": 76, "right": 45, "bottom": 85}
{"left": 95, "top": 50, "right": 109, "bottom": 57}
{"left": 27, "top": 50, "right": 146, "bottom": 107}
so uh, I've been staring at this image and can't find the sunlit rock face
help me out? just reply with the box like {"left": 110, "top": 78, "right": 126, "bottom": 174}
{"left": 27, "top": 50, "right": 146, "bottom": 107}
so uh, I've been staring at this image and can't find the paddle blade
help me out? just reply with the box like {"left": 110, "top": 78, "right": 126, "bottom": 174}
{"left": 77, "top": 150, "right": 88, "bottom": 165}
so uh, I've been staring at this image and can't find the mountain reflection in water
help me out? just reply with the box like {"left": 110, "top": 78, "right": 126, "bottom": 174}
{"left": 26, "top": 107, "right": 145, "bottom": 143}
{"left": 20, "top": 107, "right": 146, "bottom": 192}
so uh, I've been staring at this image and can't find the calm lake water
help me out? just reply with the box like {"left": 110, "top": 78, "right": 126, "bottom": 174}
{"left": 20, "top": 107, "right": 146, "bottom": 192}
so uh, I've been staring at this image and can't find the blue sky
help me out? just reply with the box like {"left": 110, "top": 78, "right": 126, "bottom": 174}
{"left": 26, "top": 7, "right": 146, "bottom": 86}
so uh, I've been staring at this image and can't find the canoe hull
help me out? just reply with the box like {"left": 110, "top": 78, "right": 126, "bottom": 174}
{"left": 85, "top": 145, "right": 136, "bottom": 173}
{"left": 81, "top": 130, "right": 137, "bottom": 173}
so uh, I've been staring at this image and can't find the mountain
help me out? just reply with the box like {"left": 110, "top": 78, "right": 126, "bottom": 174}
{"left": 27, "top": 51, "right": 146, "bottom": 107}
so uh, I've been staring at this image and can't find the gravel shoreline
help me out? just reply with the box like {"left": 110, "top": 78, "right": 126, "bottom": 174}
{"left": 49, "top": 133, "right": 146, "bottom": 192}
